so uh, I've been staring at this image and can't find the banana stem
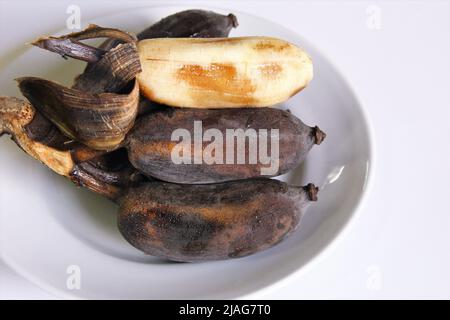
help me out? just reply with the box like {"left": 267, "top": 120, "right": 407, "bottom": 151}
{"left": 70, "top": 163, "right": 124, "bottom": 202}
{"left": 302, "top": 183, "right": 319, "bottom": 202}
{"left": 31, "top": 24, "right": 137, "bottom": 63}
{"left": 0, "top": 96, "right": 127, "bottom": 202}
{"left": 34, "top": 38, "right": 107, "bottom": 63}
{"left": 0, "top": 96, "right": 75, "bottom": 177}
{"left": 312, "top": 126, "right": 326, "bottom": 145}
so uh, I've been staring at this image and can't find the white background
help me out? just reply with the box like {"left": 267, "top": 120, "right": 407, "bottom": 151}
{"left": 0, "top": 0, "right": 449, "bottom": 299}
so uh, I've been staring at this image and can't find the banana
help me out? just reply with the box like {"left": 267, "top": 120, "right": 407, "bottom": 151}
{"left": 32, "top": 27, "right": 313, "bottom": 109}
{"left": 125, "top": 107, "right": 325, "bottom": 184}
{"left": 117, "top": 179, "right": 318, "bottom": 262}
{"left": 137, "top": 37, "right": 313, "bottom": 108}
{"left": 137, "top": 9, "right": 238, "bottom": 39}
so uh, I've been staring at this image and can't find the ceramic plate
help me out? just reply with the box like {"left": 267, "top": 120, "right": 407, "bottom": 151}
{"left": 0, "top": 5, "right": 373, "bottom": 299}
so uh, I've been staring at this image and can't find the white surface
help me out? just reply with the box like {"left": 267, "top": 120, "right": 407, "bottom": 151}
{"left": 0, "top": 0, "right": 449, "bottom": 299}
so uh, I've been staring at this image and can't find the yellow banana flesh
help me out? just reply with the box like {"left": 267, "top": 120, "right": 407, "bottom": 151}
{"left": 137, "top": 37, "right": 313, "bottom": 108}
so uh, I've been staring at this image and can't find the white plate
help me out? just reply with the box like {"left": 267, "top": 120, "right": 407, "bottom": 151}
{"left": 0, "top": 5, "right": 373, "bottom": 299}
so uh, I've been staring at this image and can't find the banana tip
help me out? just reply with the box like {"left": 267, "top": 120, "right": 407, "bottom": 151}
{"left": 304, "top": 183, "right": 319, "bottom": 202}
{"left": 228, "top": 13, "right": 239, "bottom": 28}
{"left": 313, "top": 126, "right": 326, "bottom": 145}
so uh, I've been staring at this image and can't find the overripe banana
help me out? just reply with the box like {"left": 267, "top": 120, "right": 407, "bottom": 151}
{"left": 125, "top": 107, "right": 325, "bottom": 183}
{"left": 117, "top": 179, "right": 318, "bottom": 262}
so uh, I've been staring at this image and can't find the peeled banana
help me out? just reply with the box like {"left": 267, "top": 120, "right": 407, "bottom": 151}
{"left": 137, "top": 37, "right": 313, "bottom": 108}
{"left": 33, "top": 28, "right": 313, "bottom": 109}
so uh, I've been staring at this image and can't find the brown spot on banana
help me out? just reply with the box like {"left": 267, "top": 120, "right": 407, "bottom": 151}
{"left": 258, "top": 63, "right": 283, "bottom": 79}
{"left": 254, "top": 41, "right": 290, "bottom": 51}
{"left": 117, "top": 179, "right": 319, "bottom": 262}
{"left": 175, "top": 63, "right": 257, "bottom": 106}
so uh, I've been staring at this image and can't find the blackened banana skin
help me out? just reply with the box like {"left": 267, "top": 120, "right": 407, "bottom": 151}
{"left": 91, "top": 10, "right": 238, "bottom": 55}
{"left": 137, "top": 9, "right": 238, "bottom": 40}
{"left": 117, "top": 179, "right": 318, "bottom": 262}
{"left": 125, "top": 107, "right": 325, "bottom": 184}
